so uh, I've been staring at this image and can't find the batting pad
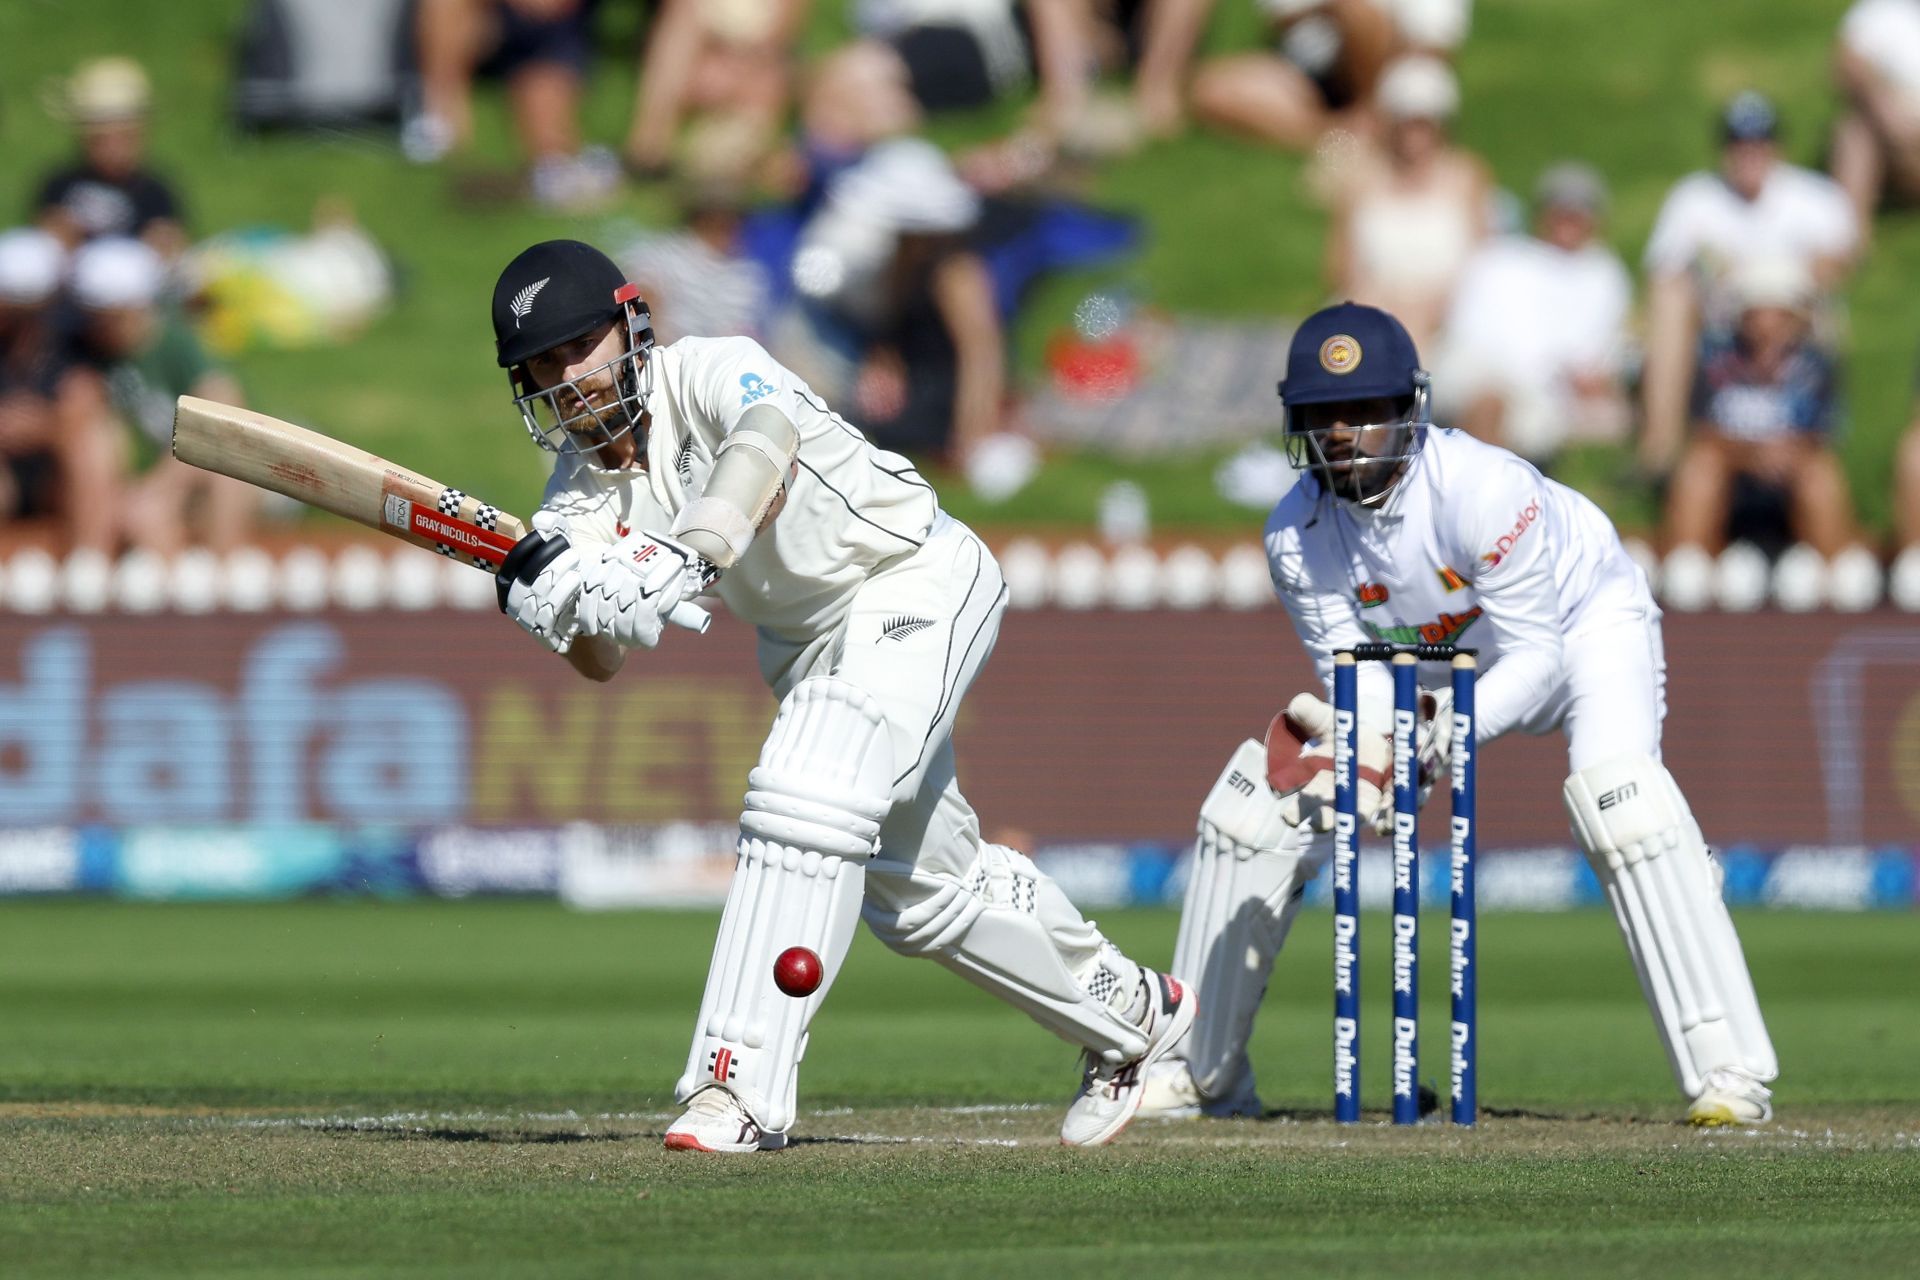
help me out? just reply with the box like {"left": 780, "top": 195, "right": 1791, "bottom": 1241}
{"left": 1565, "top": 753, "right": 1777, "bottom": 1098}
{"left": 1171, "top": 739, "right": 1314, "bottom": 1100}
{"left": 863, "top": 843, "right": 1150, "bottom": 1064}
{"left": 675, "top": 678, "right": 893, "bottom": 1132}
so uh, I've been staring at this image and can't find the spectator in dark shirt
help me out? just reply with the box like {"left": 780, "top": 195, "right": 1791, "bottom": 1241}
{"left": 1662, "top": 256, "right": 1860, "bottom": 559}
{"left": 34, "top": 58, "right": 187, "bottom": 263}
{"left": 0, "top": 228, "right": 91, "bottom": 542}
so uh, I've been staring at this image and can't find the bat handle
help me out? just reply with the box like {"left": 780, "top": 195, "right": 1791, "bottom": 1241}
{"left": 667, "top": 600, "right": 712, "bottom": 634}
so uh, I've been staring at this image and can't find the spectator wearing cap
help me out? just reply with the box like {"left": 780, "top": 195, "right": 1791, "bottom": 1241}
{"left": 33, "top": 57, "right": 187, "bottom": 262}
{"left": 1831, "top": 0, "right": 1920, "bottom": 237}
{"left": 1661, "top": 256, "right": 1861, "bottom": 563}
{"left": 773, "top": 138, "right": 1004, "bottom": 467}
{"left": 1324, "top": 54, "right": 1489, "bottom": 352}
{"left": 0, "top": 228, "right": 83, "bottom": 542}
{"left": 1432, "top": 162, "right": 1632, "bottom": 468}
{"left": 54, "top": 238, "right": 258, "bottom": 555}
{"left": 1638, "top": 91, "right": 1859, "bottom": 480}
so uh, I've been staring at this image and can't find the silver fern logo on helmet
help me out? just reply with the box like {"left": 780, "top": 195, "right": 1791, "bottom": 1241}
{"left": 508, "top": 277, "right": 550, "bottom": 329}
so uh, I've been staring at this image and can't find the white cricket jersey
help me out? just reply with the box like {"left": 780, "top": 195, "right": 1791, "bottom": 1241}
{"left": 540, "top": 335, "right": 939, "bottom": 641}
{"left": 1264, "top": 427, "right": 1651, "bottom": 742}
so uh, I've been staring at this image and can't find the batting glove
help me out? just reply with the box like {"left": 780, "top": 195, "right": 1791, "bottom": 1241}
{"left": 495, "top": 509, "right": 584, "bottom": 654}
{"left": 574, "top": 530, "right": 714, "bottom": 650}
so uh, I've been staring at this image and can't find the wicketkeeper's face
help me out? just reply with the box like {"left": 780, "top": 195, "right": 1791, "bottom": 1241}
{"left": 1287, "top": 396, "right": 1418, "bottom": 503}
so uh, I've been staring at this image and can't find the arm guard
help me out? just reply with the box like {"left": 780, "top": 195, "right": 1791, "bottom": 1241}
{"left": 670, "top": 404, "right": 798, "bottom": 569}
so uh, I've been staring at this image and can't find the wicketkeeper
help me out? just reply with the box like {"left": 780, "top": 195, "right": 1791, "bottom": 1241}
{"left": 1139, "top": 301, "right": 1776, "bottom": 1127}
{"left": 487, "top": 240, "right": 1193, "bottom": 1152}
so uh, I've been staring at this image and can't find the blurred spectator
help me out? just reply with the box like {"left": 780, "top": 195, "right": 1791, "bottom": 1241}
{"left": 1831, "top": 0, "right": 1920, "bottom": 237}
{"left": 1323, "top": 55, "right": 1488, "bottom": 351}
{"left": 1137, "top": 0, "right": 1398, "bottom": 149}
{"left": 1661, "top": 257, "right": 1859, "bottom": 560}
{"left": 55, "top": 239, "right": 259, "bottom": 555}
{"left": 33, "top": 57, "right": 188, "bottom": 262}
{"left": 1895, "top": 401, "right": 1920, "bottom": 602}
{"left": 1132, "top": 0, "right": 1468, "bottom": 142}
{"left": 1433, "top": 162, "right": 1631, "bottom": 468}
{"left": 405, "top": 0, "right": 620, "bottom": 211}
{"left": 0, "top": 229, "right": 89, "bottom": 544}
{"left": 774, "top": 139, "right": 1005, "bottom": 466}
{"left": 1638, "top": 92, "right": 1859, "bottom": 478}
{"left": 623, "top": 0, "right": 809, "bottom": 183}
{"left": 618, "top": 183, "right": 773, "bottom": 343}
{"left": 808, "top": 0, "right": 1137, "bottom": 190}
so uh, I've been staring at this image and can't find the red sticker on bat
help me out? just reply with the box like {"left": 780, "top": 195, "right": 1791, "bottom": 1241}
{"left": 408, "top": 506, "right": 517, "bottom": 565}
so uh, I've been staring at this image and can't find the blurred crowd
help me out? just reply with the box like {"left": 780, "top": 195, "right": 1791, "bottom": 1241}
{"left": 7, "top": 0, "right": 1920, "bottom": 604}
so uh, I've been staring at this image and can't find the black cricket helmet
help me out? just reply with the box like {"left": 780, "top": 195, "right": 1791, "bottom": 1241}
{"left": 491, "top": 239, "right": 655, "bottom": 454}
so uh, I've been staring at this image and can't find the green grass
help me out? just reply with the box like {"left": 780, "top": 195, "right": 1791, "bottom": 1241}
{"left": 1, "top": 901, "right": 1916, "bottom": 1276}
{"left": 2, "top": 1, "right": 1915, "bottom": 537}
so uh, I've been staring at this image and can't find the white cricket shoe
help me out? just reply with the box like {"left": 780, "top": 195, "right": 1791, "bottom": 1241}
{"left": 663, "top": 1086, "right": 789, "bottom": 1153}
{"left": 1061, "top": 971, "right": 1197, "bottom": 1146}
{"left": 1687, "top": 1068, "right": 1774, "bottom": 1127}
{"left": 1135, "top": 1058, "right": 1264, "bottom": 1121}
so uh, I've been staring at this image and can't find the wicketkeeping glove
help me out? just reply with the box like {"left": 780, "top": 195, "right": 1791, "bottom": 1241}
{"left": 574, "top": 530, "right": 715, "bottom": 650}
{"left": 495, "top": 509, "right": 585, "bottom": 654}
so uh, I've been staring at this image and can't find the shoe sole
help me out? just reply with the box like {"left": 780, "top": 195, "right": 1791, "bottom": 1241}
{"left": 1065, "top": 989, "right": 1200, "bottom": 1147}
{"left": 663, "top": 1131, "right": 790, "bottom": 1154}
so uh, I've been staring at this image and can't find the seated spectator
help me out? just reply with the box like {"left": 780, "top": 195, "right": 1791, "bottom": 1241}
{"left": 1324, "top": 55, "right": 1488, "bottom": 351}
{"left": 1832, "top": 0, "right": 1920, "bottom": 238}
{"left": 406, "top": 0, "right": 619, "bottom": 211}
{"left": 1139, "top": 0, "right": 1398, "bottom": 149}
{"left": 1638, "top": 92, "right": 1859, "bottom": 478}
{"left": 34, "top": 57, "right": 188, "bottom": 263}
{"left": 773, "top": 139, "right": 1005, "bottom": 467}
{"left": 1433, "top": 162, "right": 1631, "bottom": 468}
{"left": 1132, "top": 0, "right": 1469, "bottom": 143}
{"left": 1661, "top": 257, "right": 1860, "bottom": 561}
{"left": 618, "top": 181, "right": 773, "bottom": 343}
{"left": 0, "top": 229, "right": 101, "bottom": 547}
{"left": 55, "top": 239, "right": 259, "bottom": 555}
{"left": 623, "top": 0, "right": 809, "bottom": 183}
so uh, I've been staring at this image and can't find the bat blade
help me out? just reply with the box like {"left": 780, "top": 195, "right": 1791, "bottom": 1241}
{"left": 172, "top": 394, "right": 525, "bottom": 570}
{"left": 170, "top": 395, "right": 713, "bottom": 633}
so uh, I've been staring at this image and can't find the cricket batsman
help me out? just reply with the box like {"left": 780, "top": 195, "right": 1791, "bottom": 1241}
{"left": 1138, "top": 301, "right": 1776, "bottom": 1127}
{"left": 486, "top": 240, "right": 1193, "bottom": 1152}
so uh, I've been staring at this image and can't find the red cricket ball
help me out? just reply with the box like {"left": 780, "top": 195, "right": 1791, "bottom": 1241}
{"left": 773, "top": 946, "right": 823, "bottom": 998}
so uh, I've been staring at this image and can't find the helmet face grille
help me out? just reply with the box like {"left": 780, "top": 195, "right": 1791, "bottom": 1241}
{"left": 510, "top": 304, "right": 656, "bottom": 456}
{"left": 1285, "top": 381, "right": 1430, "bottom": 506}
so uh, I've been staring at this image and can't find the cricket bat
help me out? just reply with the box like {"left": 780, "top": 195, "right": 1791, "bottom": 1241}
{"left": 170, "top": 395, "right": 710, "bottom": 632}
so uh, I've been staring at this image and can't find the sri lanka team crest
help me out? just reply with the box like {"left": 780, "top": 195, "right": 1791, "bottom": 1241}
{"left": 1357, "top": 582, "right": 1389, "bottom": 608}
{"left": 1319, "top": 334, "right": 1362, "bottom": 374}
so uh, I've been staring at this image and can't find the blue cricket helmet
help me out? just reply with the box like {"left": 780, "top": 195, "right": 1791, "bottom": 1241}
{"left": 1278, "top": 302, "right": 1431, "bottom": 505}
{"left": 1278, "top": 301, "right": 1424, "bottom": 407}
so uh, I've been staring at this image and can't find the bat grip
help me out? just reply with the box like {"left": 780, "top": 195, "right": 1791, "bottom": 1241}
{"left": 667, "top": 600, "right": 712, "bottom": 634}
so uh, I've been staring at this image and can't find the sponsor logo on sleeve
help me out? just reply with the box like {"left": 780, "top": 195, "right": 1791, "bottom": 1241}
{"left": 1481, "top": 499, "right": 1542, "bottom": 568}
{"left": 739, "top": 372, "right": 774, "bottom": 406}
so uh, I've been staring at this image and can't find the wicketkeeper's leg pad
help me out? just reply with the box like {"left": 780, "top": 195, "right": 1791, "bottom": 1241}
{"left": 1564, "top": 752, "right": 1777, "bottom": 1098}
{"left": 862, "top": 843, "right": 1151, "bottom": 1064}
{"left": 675, "top": 677, "right": 894, "bottom": 1131}
{"left": 1171, "top": 739, "right": 1316, "bottom": 1100}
